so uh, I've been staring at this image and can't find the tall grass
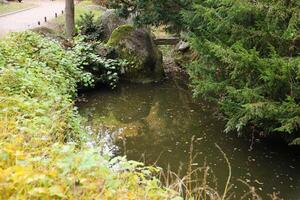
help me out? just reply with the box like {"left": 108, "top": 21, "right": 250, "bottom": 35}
{"left": 157, "top": 137, "right": 281, "bottom": 200}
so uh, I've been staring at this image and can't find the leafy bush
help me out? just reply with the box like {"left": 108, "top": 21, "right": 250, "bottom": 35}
{"left": 0, "top": 31, "right": 179, "bottom": 199}
{"left": 0, "top": 31, "right": 91, "bottom": 142}
{"left": 77, "top": 12, "right": 104, "bottom": 41}
{"left": 183, "top": 0, "right": 300, "bottom": 143}
{"left": 72, "top": 35, "right": 128, "bottom": 89}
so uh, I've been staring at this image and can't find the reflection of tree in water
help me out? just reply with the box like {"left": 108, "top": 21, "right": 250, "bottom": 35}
{"left": 79, "top": 79, "right": 223, "bottom": 169}
{"left": 79, "top": 79, "right": 216, "bottom": 144}
{"left": 78, "top": 81, "right": 300, "bottom": 200}
{"left": 110, "top": 84, "right": 153, "bottom": 123}
{"left": 110, "top": 79, "right": 201, "bottom": 140}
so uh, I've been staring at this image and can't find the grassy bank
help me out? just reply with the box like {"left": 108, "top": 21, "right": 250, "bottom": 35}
{"left": 0, "top": 31, "right": 179, "bottom": 199}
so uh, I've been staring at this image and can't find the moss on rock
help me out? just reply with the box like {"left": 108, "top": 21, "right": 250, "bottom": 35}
{"left": 107, "top": 25, "right": 165, "bottom": 83}
{"left": 107, "top": 24, "right": 134, "bottom": 45}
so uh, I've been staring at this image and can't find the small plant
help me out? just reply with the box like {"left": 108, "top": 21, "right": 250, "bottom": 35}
{"left": 77, "top": 12, "right": 104, "bottom": 41}
{"left": 72, "top": 35, "right": 128, "bottom": 89}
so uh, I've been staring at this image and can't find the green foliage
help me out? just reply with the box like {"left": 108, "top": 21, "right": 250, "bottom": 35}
{"left": 77, "top": 12, "right": 104, "bottom": 41}
{"left": 89, "top": 0, "right": 300, "bottom": 143}
{"left": 0, "top": 31, "right": 180, "bottom": 199}
{"left": 183, "top": 0, "right": 300, "bottom": 143}
{"left": 108, "top": 0, "right": 192, "bottom": 32}
{"left": 0, "top": 31, "right": 91, "bottom": 141}
{"left": 72, "top": 35, "right": 128, "bottom": 89}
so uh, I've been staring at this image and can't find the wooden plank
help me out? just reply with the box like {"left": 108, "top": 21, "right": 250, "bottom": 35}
{"left": 154, "top": 37, "right": 180, "bottom": 45}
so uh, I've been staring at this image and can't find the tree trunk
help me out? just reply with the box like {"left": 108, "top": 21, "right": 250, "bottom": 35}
{"left": 65, "top": 0, "right": 75, "bottom": 38}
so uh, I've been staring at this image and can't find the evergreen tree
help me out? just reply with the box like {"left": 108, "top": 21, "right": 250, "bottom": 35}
{"left": 108, "top": 0, "right": 191, "bottom": 32}
{"left": 183, "top": 0, "right": 300, "bottom": 143}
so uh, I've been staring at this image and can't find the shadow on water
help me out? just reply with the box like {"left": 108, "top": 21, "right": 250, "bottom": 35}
{"left": 77, "top": 79, "right": 300, "bottom": 200}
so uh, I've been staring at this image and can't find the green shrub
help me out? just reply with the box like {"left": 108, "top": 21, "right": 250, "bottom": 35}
{"left": 0, "top": 31, "right": 91, "bottom": 141}
{"left": 183, "top": 0, "right": 300, "bottom": 143}
{"left": 72, "top": 35, "right": 128, "bottom": 89}
{"left": 77, "top": 12, "right": 104, "bottom": 41}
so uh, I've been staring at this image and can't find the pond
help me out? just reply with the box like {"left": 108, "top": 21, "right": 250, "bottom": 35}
{"left": 77, "top": 79, "right": 300, "bottom": 199}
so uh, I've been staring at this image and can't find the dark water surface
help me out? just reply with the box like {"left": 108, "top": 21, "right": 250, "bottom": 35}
{"left": 77, "top": 80, "right": 300, "bottom": 199}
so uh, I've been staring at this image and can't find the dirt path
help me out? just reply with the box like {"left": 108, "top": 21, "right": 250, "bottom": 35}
{"left": 0, "top": 0, "right": 64, "bottom": 37}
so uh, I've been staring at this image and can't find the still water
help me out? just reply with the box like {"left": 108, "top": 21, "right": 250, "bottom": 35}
{"left": 77, "top": 79, "right": 300, "bottom": 199}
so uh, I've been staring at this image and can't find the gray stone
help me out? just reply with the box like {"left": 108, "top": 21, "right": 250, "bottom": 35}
{"left": 101, "top": 9, "right": 127, "bottom": 41}
{"left": 107, "top": 25, "right": 164, "bottom": 83}
{"left": 175, "top": 40, "right": 190, "bottom": 52}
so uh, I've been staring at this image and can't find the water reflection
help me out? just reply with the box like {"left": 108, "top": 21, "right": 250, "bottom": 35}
{"left": 78, "top": 80, "right": 300, "bottom": 200}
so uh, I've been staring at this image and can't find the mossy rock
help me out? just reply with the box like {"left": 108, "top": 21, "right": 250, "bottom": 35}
{"left": 107, "top": 25, "right": 165, "bottom": 83}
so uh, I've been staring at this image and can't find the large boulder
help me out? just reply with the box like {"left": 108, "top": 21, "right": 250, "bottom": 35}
{"left": 101, "top": 9, "right": 127, "bottom": 41}
{"left": 107, "top": 24, "right": 165, "bottom": 83}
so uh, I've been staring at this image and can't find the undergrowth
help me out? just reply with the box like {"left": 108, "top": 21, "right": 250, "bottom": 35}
{"left": 0, "top": 32, "right": 179, "bottom": 199}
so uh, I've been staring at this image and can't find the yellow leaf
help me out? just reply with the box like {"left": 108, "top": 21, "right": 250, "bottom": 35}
{"left": 49, "top": 185, "right": 66, "bottom": 198}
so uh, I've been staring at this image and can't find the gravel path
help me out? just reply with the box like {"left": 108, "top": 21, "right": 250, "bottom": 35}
{"left": 0, "top": 0, "right": 64, "bottom": 37}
